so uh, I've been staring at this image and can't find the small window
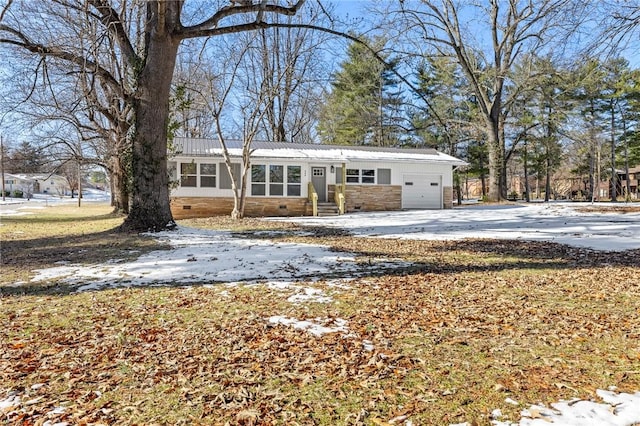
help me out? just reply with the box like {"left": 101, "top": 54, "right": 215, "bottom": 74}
{"left": 200, "top": 163, "right": 216, "bottom": 187}
{"left": 313, "top": 168, "right": 325, "bottom": 177}
{"left": 270, "top": 165, "right": 284, "bottom": 196}
{"left": 336, "top": 167, "right": 343, "bottom": 184}
{"left": 180, "top": 163, "right": 197, "bottom": 187}
{"left": 251, "top": 165, "right": 266, "bottom": 196}
{"left": 346, "top": 169, "right": 359, "bottom": 183}
{"left": 362, "top": 169, "right": 375, "bottom": 184}
{"left": 287, "top": 166, "right": 301, "bottom": 196}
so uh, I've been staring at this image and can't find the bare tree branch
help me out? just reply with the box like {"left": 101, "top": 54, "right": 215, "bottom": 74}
{"left": 180, "top": 0, "right": 305, "bottom": 36}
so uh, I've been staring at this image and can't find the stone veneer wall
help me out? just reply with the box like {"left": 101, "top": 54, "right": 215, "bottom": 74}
{"left": 172, "top": 183, "right": 448, "bottom": 219}
{"left": 329, "top": 185, "right": 402, "bottom": 213}
{"left": 171, "top": 197, "right": 311, "bottom": 219}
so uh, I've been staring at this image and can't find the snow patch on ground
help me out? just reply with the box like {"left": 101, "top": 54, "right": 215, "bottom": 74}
{"left": 268, "top": 316, "right": 349, "bottom": 337}
{"left": 286, "top": 287, "right": 333, "bottom": 304}
{"left": 14, "top": 202, "right": 640, "bottom": 293}
{"left": 277, "top": 202, "right": 640, "bottom": 252}
{"left": 472, "top": 389, "right": 640, "bottom": 426}
{"left": 5, "top": 200, "right": 640, "bottom": 425}
{"left": 25, "top": 227, "right": 380, "bottom": 291}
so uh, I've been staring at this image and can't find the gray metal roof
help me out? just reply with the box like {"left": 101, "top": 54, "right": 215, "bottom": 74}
{"left": 171, "top": 137, "right": 467, "bottom": 166}
{"left": 174, "top": 138, "right": 441, "bottom": 155}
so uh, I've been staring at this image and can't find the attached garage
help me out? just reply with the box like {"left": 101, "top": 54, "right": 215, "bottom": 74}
{"left": 402, "top": 174, "right": 443, "bottom": 209}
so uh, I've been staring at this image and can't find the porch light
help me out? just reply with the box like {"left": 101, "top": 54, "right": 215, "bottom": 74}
{"left": 330, "top": 165, "right": 335, "bottom": 173}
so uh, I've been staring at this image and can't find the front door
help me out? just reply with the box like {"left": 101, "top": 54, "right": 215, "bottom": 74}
{"left": 311, "top": 167, "right": 327, "bottom": 202}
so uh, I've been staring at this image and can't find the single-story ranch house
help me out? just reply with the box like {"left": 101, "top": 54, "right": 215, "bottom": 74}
{"left": 169, "top": 137, "right": 467, "bottom": 219}
{"left": 3, "top": 173, "right": 69, "bottom": 197}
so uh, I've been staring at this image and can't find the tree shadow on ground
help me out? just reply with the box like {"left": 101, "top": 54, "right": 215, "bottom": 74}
{"left": 0, "top": 227, "right": 170, "bottom": 295}
{"left": 2, "top": 224, "right": 638, "bottom": 298}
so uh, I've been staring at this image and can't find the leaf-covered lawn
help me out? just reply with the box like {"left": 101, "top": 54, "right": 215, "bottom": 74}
{"left": 1, "top": 211, "right": 640, "bottom": 425}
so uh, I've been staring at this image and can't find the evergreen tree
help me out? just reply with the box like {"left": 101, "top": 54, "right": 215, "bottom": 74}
{"left": 9, "top": 142, "right": 45, "bottom": 174}
{"left": 623, "top": 73, "right": 640, "bottom": 168}
{"left": 600, "top": 58, "right": 633, "bottom": 200}
{"left": 317, "top": 38, "right": 403, "bottom": 146}
{"left": 527, "top": 56, "right": 568, "bottom": 201}
{"left": 567, "top": 59, "right": 609, "bottom": 201}
{"left": 410, "top": 56, "right": 476, "bottom": 155}
{"left": 567, "top": 58, "right": 639, "bottom": 201}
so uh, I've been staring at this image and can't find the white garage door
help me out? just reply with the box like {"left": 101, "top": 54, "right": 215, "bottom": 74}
{"left": 402, "top": 174, "right": 442, "bottom": 209}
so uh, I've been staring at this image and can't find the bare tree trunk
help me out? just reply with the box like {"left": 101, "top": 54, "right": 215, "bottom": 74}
{"left": 120, "top": 30, "right": 179, "bottom": 231}
{"left": 486, "top": 116, "right": 503, "bottom": 202}
{"left": 589, "top": 151, "right": 595, "bottom": 202}
{"left": 523, "top": 140, "right": 531, "bottom": 202}
{"left": 109, "top": 153, "right": 129, "bottom": 214}
{"left": 239, "top": 144, "right": 252, "bottom": 219}
{"left": 610, "top": 106, "right": 617, "bottom": 201}
{"left": 545, "top": 153, "right": 552, "bottom": 202}
{"left": 622, "top": 115, "right": 631, "bottom": 201}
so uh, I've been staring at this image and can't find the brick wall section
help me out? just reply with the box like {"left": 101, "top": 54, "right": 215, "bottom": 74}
{"left": 171, "top": 197, "right": 310, "bottom": 219}
{"left": 443, "top": 186, "right": 453, "bottom": 209}
{"left": 329, "top": 185, "right": 402, "bottom": 213}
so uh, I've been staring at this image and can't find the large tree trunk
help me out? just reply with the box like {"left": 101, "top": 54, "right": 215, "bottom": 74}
{"left": 486, "top": 138, "right": 501, "bottom": 202}
{"left": 485, "top": 111, "right": 503, "bottom": 202}
{"left": 120, "top": 27, "right": 179, "bottom": 232}
{"left": 109, "top": 152, "right": 129, "bottom": 214}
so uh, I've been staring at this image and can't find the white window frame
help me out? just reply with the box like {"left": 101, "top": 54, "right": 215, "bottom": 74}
{"left": 344, "top": 168, "right": 376, "bottom": 184}
{"left": 200, "top": 163, "right": 217, "bottom": 188}
{"left": 180, "top": 162, "right": 197, "bottom": 187}
{"left": 251, "top": 163, "right": 303, "bottom": 197}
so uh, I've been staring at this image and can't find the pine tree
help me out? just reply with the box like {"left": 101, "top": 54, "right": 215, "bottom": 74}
{"left": 317, "top": 38, "right": 403, "bottom": 146}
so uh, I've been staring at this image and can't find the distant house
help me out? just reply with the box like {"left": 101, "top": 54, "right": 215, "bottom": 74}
{"left": 169, "top": 138, "right": 467, "bottom": 219}
{"left": 570, "top": 167, "right": 640, "bottom": 201}
{"left": 618, "top": 166, "right": 639, "bottom": 200}
{"left": 3, "top": 173, "right": 69, "bottom": 196}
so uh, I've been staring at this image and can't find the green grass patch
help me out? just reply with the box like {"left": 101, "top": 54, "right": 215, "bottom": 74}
{"left": 0, "top": 203, "right": 168, "bottom": 291}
